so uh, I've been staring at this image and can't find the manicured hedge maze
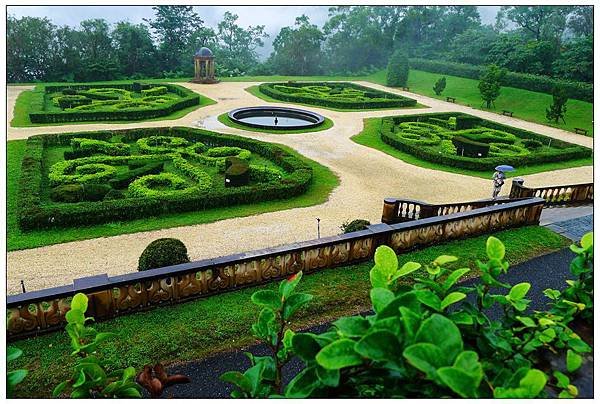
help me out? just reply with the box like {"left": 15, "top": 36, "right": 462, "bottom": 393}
{"left": 29, "top": 83, "right": 200, "bottom": 124}
{"left": 380, "top": 112, "right": 592, "bottom": 171}
{"left": 18, "top": 127, "right": 312, "bottom": 229}
{"left": 258, "top": 81, "right": 417, "bottom": 109}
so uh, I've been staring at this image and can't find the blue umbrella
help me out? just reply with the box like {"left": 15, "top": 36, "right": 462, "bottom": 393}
{"left": 495, "top": 165, "right": 515, "bottom": 172}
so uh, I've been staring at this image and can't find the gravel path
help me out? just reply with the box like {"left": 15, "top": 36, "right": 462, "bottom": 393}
{"left": 6, "top": 83, "right": 593, "bottom": 294}
{"left": 160, "top": 248, "right": 593, "bottom": 398}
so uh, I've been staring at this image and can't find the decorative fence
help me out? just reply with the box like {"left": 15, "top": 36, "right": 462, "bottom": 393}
{"left": 509, "top": 179, "right": 593, "bottom": 206}
{"left": 7, "top": 198, "right": 545, "bottom": 341}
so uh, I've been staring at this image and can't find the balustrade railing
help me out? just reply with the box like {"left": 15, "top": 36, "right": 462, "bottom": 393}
{"left": 509, "top": 179, "right": 593, "bottom": 206}
{"left": 7, "top": 198, "right": 545, "bottom": 341}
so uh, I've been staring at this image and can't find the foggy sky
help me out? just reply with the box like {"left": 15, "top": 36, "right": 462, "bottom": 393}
{"left": 8, "top": 5, "right": 500, "bottom": 58}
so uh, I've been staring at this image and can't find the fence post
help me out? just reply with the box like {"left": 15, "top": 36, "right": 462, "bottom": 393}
{"left": 381, "top": 198, "right": 400, "bottom": 224}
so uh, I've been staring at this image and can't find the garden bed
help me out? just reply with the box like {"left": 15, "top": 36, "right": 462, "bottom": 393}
{"left": 18, "top": 82, "right": 207, "bottom": 125}
{"left": 258, "top": 81, "right": 417, "bottom": 110}
{"left": 379, "top": 112, "right": 592, "bottom": 172}
{"left": 18, "top": 127, "right": 313, "bottom": 230}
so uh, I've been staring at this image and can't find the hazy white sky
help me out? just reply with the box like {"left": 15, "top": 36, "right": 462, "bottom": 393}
{"left": 7, "top": 5, "right": 500, "bottom": 58}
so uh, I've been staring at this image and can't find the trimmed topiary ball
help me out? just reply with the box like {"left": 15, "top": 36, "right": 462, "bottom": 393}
{"left": 138, "top": 238, "right": 190, "bottom": 271}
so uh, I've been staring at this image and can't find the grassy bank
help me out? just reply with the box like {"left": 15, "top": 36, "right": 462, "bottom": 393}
{"left": 7, "top": 140, "right": 339, "bottom": 251}
{"left": 352, "top": 118, "right": 593, "bottom": 179}
{"left": 217, "top": 112, "right": 335, "bottom": 134}
{"left": 7, "top": 225, "right": 570, "bottom": 398}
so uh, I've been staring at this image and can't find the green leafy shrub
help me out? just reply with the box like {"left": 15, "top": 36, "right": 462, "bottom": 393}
{"left": 52, "top": 293, "right": 141, "bottom": 398}
{"left": 50, "top": 184, "right": 85, "bottom": 203}
{"left": 440, "top": 139, "right": 457, "bottom": 155}
{"left": 71, "top": 137, "right": 130, "bottom": 156}
{"left": 433, "top": 77, "right": 446, "bottom": 95}
{"left": 138, "top": 238, "right": 190, "bottom": 271}
{"left": 141, "top": 86, "right": 168, "bottom": 97}
{"left": 56, "top": 95, "right": 92, "bottom": 109}
{"left": 523, "top": 139, "right": 543, "bottom": 150}
{"left": 137, "top": 135, "right": 189, "bottom": 154}
{"left": 128, "top": 173, "right": 196, "bottom": 198}
{"left": 49, "top": 160, "right": 118, "bottom": 186}
{"left": 340, "top": 219, "right": 371, "bottom": 233}
{"left": 386, "top": 49, "right": 410, "bottom": 87}
{"left": 221, "top": 236, "right": 592, "bottom": 398}
{"left": 103, "top": 189, "right": 125, "bottom": 200}
{"left": 259, "top": 82, "right": 416, "bottom": 109}
{"left": 7, "top": 347, "right": 28, "bottom": 398}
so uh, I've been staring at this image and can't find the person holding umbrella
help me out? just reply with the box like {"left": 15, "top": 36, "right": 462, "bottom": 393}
{"left": 492, "top": 165, "right": 515, "bottom": 199}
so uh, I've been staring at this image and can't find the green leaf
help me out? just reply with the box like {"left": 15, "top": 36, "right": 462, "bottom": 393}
{"left": 486, "top": 236, "right": 505, "bottom": 260}
{"left": 440, "top": 292, "right": 466, "bottom": 310}
{"left": 333, "top": 316, "right": 370, "bottom": 338}
{"left": 52, "top": 380, "right": 69, "bottom": 398}
{"left": 399, "top": 306, "right": 421, "bottom": 341}
{"left": 316, "top": 339, "right": 363, "bottom": 370}
{"left": 508, "top": 283, "right": 531, "bottom": 300}
{"left": 251, "top": 308, "right": 277, "bottom": 344}
{"left": 72, "top": 369, "right": 86, "bottom": 388}
{"left": 117, "top": 387, "right": 142, "bottom": 398}
{"left": 437, "top": 367, "right": 480, "bottom": 398}
{"left": 291, "top": 333, "right": 322, "bottom": 362}
{"left": 370, "top": 265, "right": 389, "bottom": 289}
{"left": 284, "top": 367, "right": 319, "bottom": 398}
{"left": 316, "top": 366, "right": 339, "bottom": 387}
{"left": 251, "top": 290, "right": 282, "bottom": 311}
{"left": 403, "top": 343, "right": 445, "bottom": 380}
{"left": 415, "top": 314, "right": 463, "bottom": 363}
{"left": 220, "top": 371, "right": 252, "bottom": 392}
{"left": 539, "top": 328, "right": 556, "bottom": 343}
{"left": 282, "top": 329, "right": 295, "bottom": 352}
{"left": 279, "top": 271, "right": 303, "bottom": 299}
{"left": 7, "top": 347, "right": 23, "bottom": 362}
{"left": 543, "top": 288, "right": 561, "bottom": 300}
{"left": 355, "top": 330, "right": 402, "bottom": 361}
{"left": 370, "top": 288, "right": 395, "bottom": 313}
{"left": 566, "top": 349, "right": 583, "bottom": 373}
{"left": 553, "top": 370, "right": 570, "bottom": 389}
{"left": 283, "top": 293, "right": 313, "bottom": 320}
{"left": 65, "top": 309, "right": 85, "bottom": 325}
{"left": 434, "top": 255, "right": 458, "bottom": 266}
{"left": 580, "top": 232, "right": 593, "bottom": 250}
{"left": 415, "top": 290, "right": 441, "bottom": 311}
{"left": 516, "top": 316, "right": 536, "bottom": 328}
{"left": 121, "top": 367, "right": 136, "bottom": 382}
{"left": 94, "top": 332, "right": 115, "bottom": 344}
{"left": 70, "top": 293, "right": 88, "bottom": 313}
{"left": 8, "top": 369, "right": 28, "bottom": 390}
{"left": 442, "top": 268, "right": 470, "bottom": 291}
{"left": 374, "top": 245, "right": 398, "bottom": 277}
{"left": 396, "top": 261, "right": 421, "bottom": 278}
{"left": 494, "top": 369, "right": 547, "bottom": 398}
{"left": 70, "top": 387, "right": 91, "bottom": 399}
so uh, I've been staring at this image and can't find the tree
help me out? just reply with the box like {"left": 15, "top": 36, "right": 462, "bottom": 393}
{"left": 496, "top": 6, "right": 573, "bottom": 43}
{"left": 216, "top": 11, "right": 268, "bottom": 75}
{"left": 386, "top": 49, "right": 409, "bottom": 87}
{"left": 433, "top": 77, "right": 446, "bottom": 95}
{"left": 478, "top": 64, "right": 505, "bottom": 108}
{"left": 145, "top": 6, "right": 204, "bottom": 72}
{"left": 567, "top": 6, "right": 593, "bottom": 37}
{"left": 112, "top": 22, "right": 157, "bottom": 78}
{"left": 552, "top": 36, "right": 593, "bottom": 82}
{"left": 546, "top": 86, "right": 568, "bottom": 123}
{"left": 7, "top": 16, "right": 57, "bottom": 82}
{"left": 448, "top": 26, "right": 498, "bottom": 65}
{"left": 269, "top": 15, "right": 324, "bottom": 75}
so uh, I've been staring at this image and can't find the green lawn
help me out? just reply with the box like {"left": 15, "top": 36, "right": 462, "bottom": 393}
{"left": 352, "top": 118, "right": 593, "bottom": 179}
{"left": 7, "top": 139, "right": 339, "bottom": 251}
{"left": 7, "top": 225, "right": 570, "bottom": 398}
{"left": 10, "top": 84, "right": 216, "bottom": 127}
{"left": 400, "top": 69, "right": 594, "bottom": 136}
{"left": 246, "top": 84, "right": 429, "bottom": 112}
{"left": 217, "top": 112, "right": 334, "bottom": 134}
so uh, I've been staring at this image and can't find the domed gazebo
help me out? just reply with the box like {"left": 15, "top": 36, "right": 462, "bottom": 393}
{"left": 191, "top": 47, "right": 219, "bottom": 84}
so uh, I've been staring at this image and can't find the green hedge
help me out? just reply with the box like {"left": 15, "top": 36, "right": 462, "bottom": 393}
{"left": 410, "top": 58, "right": 593, "bottom": 103}
{"left": 29, "top": 83, "right": 200, "bottom": 124}
{"left": 380, "top": 112, "right": 592, "bottom": 171}
{"left": 18, "top": 127, "right": 313, "bottom": 230}
{"left": 259, "top": 81, "right": 417, "bottom": 109}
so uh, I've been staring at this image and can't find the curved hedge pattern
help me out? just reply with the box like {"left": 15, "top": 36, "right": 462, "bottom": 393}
{"left": 380, "top": 112, "right": 592, "bottom": 171}
{"left": 18, "top": 127, "right": 314, "bottom": 230}
{"left": 29, "top": 83, "right": 200, "bottom": 124}
{"left": 259, "top": 81, "right": 417, "bottom": 109}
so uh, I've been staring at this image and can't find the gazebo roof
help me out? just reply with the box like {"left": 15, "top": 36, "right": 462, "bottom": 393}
{"left": 194, "top": 47, "right": 214, "bottom": 58}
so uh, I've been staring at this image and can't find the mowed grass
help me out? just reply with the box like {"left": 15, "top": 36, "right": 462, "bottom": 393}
{"left": 7, "top": 139, "right": 340, "bottom": 251}
{"left": 217, "top": 112, "right": 334, "bottom": 134}
{"left": 352, "top": 118, "right": 593, "bottom": 179}
{"left": 10, "top": 84, "right": 216, "bottom": 127}
{"left": 7, "top": 225, "right": 570, "bottom": 398}
{"left": 399, "top": 69, "right": 594, "bottom": 136}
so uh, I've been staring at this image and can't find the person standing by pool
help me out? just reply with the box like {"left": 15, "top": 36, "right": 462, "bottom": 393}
{"left": 492, "top": 169, "right": 506, "bottom": 199}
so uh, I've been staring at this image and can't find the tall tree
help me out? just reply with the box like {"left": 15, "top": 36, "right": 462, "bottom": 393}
{"left": 7, "top": 16, "right": 57, "bottom": 82}
{"left": 386, "top": 48, "right": 409, "bottom": 87}
{"left": 112, "top": 22, "right": 157, "bottom": 77}
{"left": 546, "top": 86, "right": 568, "bottom": 123}
{"left": 269, "top": 15, "right": 324, "bottom": 75}
{"left": 216, "top": 11, "right": 267, "bottom": 74}
{"left": 496, "top": 6, "right": 573, "bottom": 42}
{"left": 567, "top": 6, "right": 593, "bottom": 37}
{"left": 552, "top": 36, "right": 593, "bottom": 82}
{"left": 145, "top": 6, "right": 204, "bottom": 72}
{"left": 478, "top": 64, "right": 506, "bottom": 108}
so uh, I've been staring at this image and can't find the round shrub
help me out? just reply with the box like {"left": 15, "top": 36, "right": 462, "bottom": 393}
{"left": 206, "top": 146, "right": 249, "bottom": 158}
{"left": 523, "top": 139, "right": 543, "bottom": 150}
{"left": 82, "top": 183, "right": 112, "bottom": 201}
{"left": 49, "top": 160, "right": 118, "bottom": 186}
{"left": 340, "top": 219, "right": 371, "bottom": 234}
{"left": 50, "top": 184, "right": 85, "bottom": 203}
{"left": 138, "top": 238, "right": 190, "bottom": 271}
{"left": 137, "top": 136, "right": 189, "bottom": 154}
{"left": 128, "top": 173, "right": 196, "bottom": 198}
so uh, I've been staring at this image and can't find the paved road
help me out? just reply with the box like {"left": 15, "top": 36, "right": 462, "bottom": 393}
{"left": 6, "top": 83, "right": 593, "bottom": 294}
{"left": 160, "top": 247, "right": 592, "bottom": 398}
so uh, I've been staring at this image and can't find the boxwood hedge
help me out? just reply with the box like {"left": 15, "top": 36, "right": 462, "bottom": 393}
{"left": 29, "top": 83, "right": 200, "bottom": 124}
{"left": 258, "top": 81, "right": 417, "bottom": 109}
{"left": 18, "top": 127, "right": 313, "bottom": 230}
{"left": 379, "top": 112, "right": 592, "bottom": 171}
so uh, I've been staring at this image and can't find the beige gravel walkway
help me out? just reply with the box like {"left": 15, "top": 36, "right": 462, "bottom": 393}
{"left": 6, "top": 82, "right": 593, "bottom": 294}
